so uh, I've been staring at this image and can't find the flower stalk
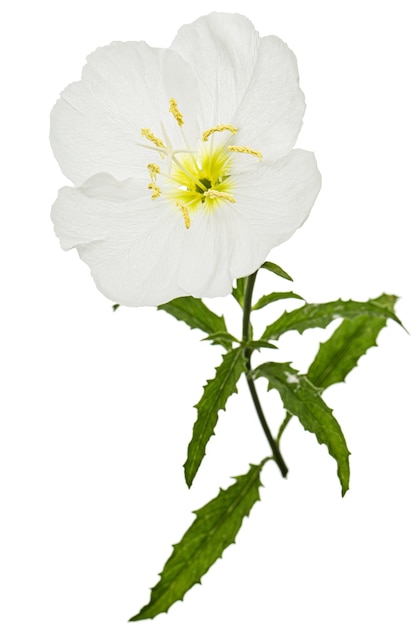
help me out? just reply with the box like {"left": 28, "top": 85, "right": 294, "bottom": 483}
{"left": 242, "top": 272, "right": 288, "bottom": 477}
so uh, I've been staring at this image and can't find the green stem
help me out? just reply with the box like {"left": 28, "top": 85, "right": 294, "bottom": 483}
{"left": 277, "top": 412, "right": 293, "bottom": 447}
{"left": 242, "top": 272, "right": 288, "bottom": 478}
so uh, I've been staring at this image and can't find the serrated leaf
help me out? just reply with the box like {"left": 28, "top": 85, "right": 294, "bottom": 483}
{"left": 130, "top": 463, "right": 265, "bottom": 621}
{"left": 255, "top": 362, "right": 350, "bottom": 496}
{"left": 261, "top": 261, "right": 293, "bottom": 282}
{"left": 232, "top": 277, "right": 247, "bottom": 307}
{"left": 252, "top": 291, "right": 304, "bottom": 311}
{"left": 202, "top": 331, "right": 239, "bottom": 346}
{"left": 184, "top": 348, "right": 247, "bottom": 486}
{"left": 307, "top": 294, "right": 399, "bottom": 389}
{"left": 244, "top": 340, "right": 278, "bottom": 351}
{"left": 158, "top": 296, "right": 231, "bottom": 349}
{"left": 262, "top": 296, "right": 402, "bottom": 341}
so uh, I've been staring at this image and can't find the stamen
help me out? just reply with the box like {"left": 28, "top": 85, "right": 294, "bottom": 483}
{"left": 148, "top": 183, "right": 161, "bottom": 199}
{"left": 176, "top": 202, "right": 191, "bottom": 229}
{"left": 169, "top": 98, "right": 184, "bottom": 127}
{"left": 202, "top": 125, "right": 238, "bottom": 142}
{"left": 147, "top": 163, "right": 160, "bottom": 182}
{"left": 171, "top": 155, "right": 208, "bottom": 193}
{"left": 228, "top": 145, "right": 263, "bottom": 161}
{"left": 137, "top": 143, "right": 168, "bottom": 155}
{"left": 141, "top": 128, "right": 166, "bottom": 149}
{"left": 204, "top": 189, "right": 236, "bottom": 203}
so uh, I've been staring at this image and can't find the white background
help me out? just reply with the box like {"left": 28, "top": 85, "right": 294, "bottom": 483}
{"left": 1, "top": 1, "right": 415, "bottom": 624}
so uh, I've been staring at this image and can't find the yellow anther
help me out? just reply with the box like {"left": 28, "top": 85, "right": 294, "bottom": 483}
{"left": 141, "top": 128, "right": 166, "bottom": 149}
{"left": 148, "top": 183, "right": 161, "bottom": 199}
{"left": 202, "top": 125, "right": 238, "bottom": 142}
{"left": 228, "top": 145, "right": 263, "bottom": 161}
{"left": 169, "top": 98, "right": 184, "bottom": 127}
{"left": 176, "top": 202, "right": 191, "bottom": 229}
{"left": 204, "top": 189, "right": 236, "bottom": 203}
{"left": 147, "top": 163, "right": 160, "bottom": 182}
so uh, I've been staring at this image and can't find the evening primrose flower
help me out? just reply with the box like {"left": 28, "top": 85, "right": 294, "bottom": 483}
{"left": 51, "top": 13, "right": 321, "bottom": 306}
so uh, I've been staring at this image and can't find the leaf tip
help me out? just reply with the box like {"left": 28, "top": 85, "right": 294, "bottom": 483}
{"left": 184, "top": 474, "right": 194, "bottom": 489}
{"left": 183, "top": 449, "right": 204, "bottom": 488}
{"left": 128, "top": 612, "right": 141, "bottom": 622}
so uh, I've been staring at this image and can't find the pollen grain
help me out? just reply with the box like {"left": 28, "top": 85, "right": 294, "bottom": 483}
{"left": 141, "top": 128, "right": 166, "bottom": 149}
{"left": 202, "top": 125, "right": 238, "bottom": 142}
{"left": 148, "top": 182, "right": 161, "bottom": 199}
{"left": 176, "top": 202, "right": 191, "bottom": 229}
{"left": 147, "top": 163, "right": 160, "bottom": 182}
{"left": 228, "top": 145, "right": 263, "bottom": 161}
{"left": 169, "top": 99, "right": 184, "bottom": 127}
{"left": 204, "top": 189, "right": 236, "bottom": 203}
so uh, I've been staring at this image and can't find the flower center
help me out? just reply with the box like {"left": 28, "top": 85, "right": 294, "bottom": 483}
{"left": 168, "top": 144, "right": 236, "bottom": 213}
{"left": 139, "top": 100, "right": 262, "bottom": 229}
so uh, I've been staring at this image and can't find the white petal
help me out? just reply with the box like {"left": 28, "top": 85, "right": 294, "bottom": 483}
{"left": 51, "top": 173, "right": 270, "bottom": 305}
{"left": 51, "top": 174, "right": 188, "bottom": 306}
{"left": 170, "top": 13, "right": 305, "bottom": 159}
{"left": 51, "top": 150, "right": 320, "bottom": 306}
{"left": 177, "top": 210, "right": 233, "bottom": 296}
{"left": 233, "top": 36, "right": 306, "bottom": 161}
{"left": 232, "top": 149, "right": 321, "bottom": 246}
{"left": 50, "top": 42, "right": 199, "bottom": 185}
{"left": 177, "top": 207, "right": 271, "bottom": 297}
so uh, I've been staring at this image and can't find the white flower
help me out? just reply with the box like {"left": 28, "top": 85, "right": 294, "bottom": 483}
{"left": 51, "top": 13, "right": 321, "bottom": 306}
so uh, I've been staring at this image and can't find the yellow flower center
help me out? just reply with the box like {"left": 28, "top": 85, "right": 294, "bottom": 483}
{"left": 167, "top": 144, "right": 236, "bottom": 214}
{"left": 139, "top": 99, "right": 262, "bottom": 229}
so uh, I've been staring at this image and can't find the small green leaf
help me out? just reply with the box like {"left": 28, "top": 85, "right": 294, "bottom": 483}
{"left": 244, "top": 340, "right": 278, "bottom": 351}
{"left": 112, "top": 303, "right": 120, "bottom": 311}
{"left": 232, "top": 277, "right": 247, "bottom": 308}
{"left": 252, "top": 291, "right": 304, "bottom": 311}
{"left": 308, "top": 294, "right": 399, "bottom": 389}
{"left": 202, "top": 331, "right": 239, "bottom": 347}
{"left": 184, "top": 348, "right": 247, "bottom": 486}
{"left": 261, "top": 261, "right": 293, "bottom": 282}
{"left": 130, "top": 463, "right": 265, "bottom": 621}
{"left": 255, "top": 362, "right": 350, "bottom": 496}
{"left": 158, "top": 296, "right": 231, "bottom": 349}
{"left": 262, "top": 296, "right": 402, "bottom": 341}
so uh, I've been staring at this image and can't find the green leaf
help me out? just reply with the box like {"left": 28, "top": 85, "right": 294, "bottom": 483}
{"left": 184, "top": 348, "right": 247, "bottom": 487}
{"left": 112, "top": 303, "right": 120, "bottom": 311}
{"left": 202, "top": 331, "right": 239, "bottom": 346}
{"left": 255, "top": 362, "right": 350, "bottom": 496}
{"left": 158, "top": 296, "right": 231, "bottom": 349}
{"left": 262, "top": 296, "right": 402, "bottom": 341}
{"left": 244, "top": 340, "right": 278, "bottom": 351}
{"left": 307, "top": 294, "right": 399, "bottom": 389}
{"left": 261, "top": 261, "right": 293, "bottom": 282}
{"left": 130, "top": 463, "right": 265, "bottom": 621}
{"left": 252, "top": 291, "right": 304, "bottom": 311}
{"left": 232, "top": 277, "right": 247, "bottom": 308}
